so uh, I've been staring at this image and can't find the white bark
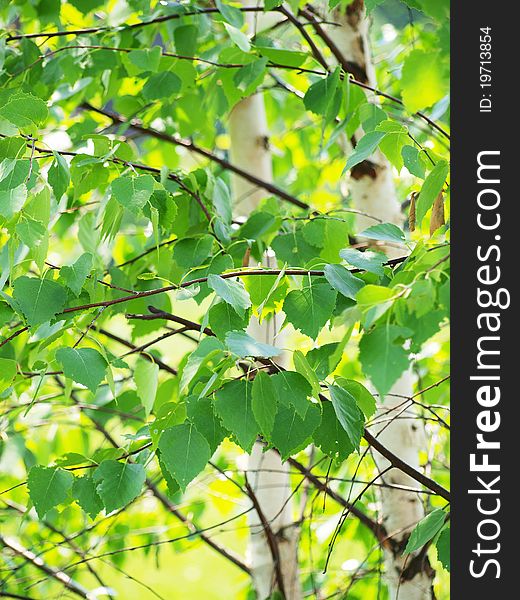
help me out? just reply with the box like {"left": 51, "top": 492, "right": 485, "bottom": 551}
{"left": 228, "top": 8, "right": 301, "bottom": 600}
{"left": 325, "top": 1, "right": 435, "bottom": 597}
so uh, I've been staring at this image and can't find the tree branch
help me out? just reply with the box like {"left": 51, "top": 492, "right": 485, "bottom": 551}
{"left": 0, "top": 535, "right": 91, "bottom": 599}
{"left": 82, "top": 103, "right": 310, "bottom": 209}
{"left": 286, "top": 455, "right": 388, "bottom": 545}
{"left": 363, "top": 429, "right": 450, "bottom": 501}
{"left": 54, "top": 259, "right": 407, "bottom": 319}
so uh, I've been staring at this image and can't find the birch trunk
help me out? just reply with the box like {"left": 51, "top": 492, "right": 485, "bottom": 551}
{"left": 324, "top": 1, "right": 435, "bottom": 597}
{"left": 228, "top": 11, "right": 301, "bottom": 600}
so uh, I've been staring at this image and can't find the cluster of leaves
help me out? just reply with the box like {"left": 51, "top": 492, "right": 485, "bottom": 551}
{"left": 0, "top": 0, "right": 450, "bottom": 596}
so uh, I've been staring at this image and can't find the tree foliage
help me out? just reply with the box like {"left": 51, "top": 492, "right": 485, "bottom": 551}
{"left": 0, "top": 0, "right": 450, "bottom": 597}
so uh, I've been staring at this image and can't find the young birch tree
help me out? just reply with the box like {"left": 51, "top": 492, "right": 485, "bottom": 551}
{"left": 323, "top": 1, "right": 435, "bottom": 597}
{"left": 228, "top": 8, "right": 302, "bottom": 599}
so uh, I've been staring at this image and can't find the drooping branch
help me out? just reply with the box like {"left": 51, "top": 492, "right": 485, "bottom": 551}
{"left": 363, "top": 430, "right": 450, "bottom": 501}
{"left": 91, "top": 326, "right": 178, "bottom": 375}
{"left": 1, "top": 258, "right": 408, "bottom": 349}
{"left": 92, "top": 316, "right": 451, "bottom": 504}
{"left": 58, "top": 259, "right": 407, "bottom": 317}
{"left": 286, "top": 455, "right": 387, "bottom": 544}
{"left": 0, "top": 535, "right": 92, "bottom": 599}
{"left": 2, "top": 499, "right": 113, "bottom": 596}
{"left": 82, "top": 103, "right": 310, "bottom": 210}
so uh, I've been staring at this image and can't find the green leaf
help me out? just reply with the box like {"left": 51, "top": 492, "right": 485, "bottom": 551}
{"left": 270, "top": 403, "right": 321, "bottom": 460}
{"left": 225, "top": 330, "right": 281, "bottom": 358}
{"left": 245, "top": 273, "right": 288, "bottom": 315}
{"left": 111, "top": 175, "right": 155, "bottom": 215}
{"left": 158, "top": 422, "right": 211, "bottom": 491}
{"left": 128, "top": 47, "right": 161, "bottom": 73}
{"left": 48, "top": 153, "right": 70, "bottom": 201}
{"left": 344, "top": 131, "right": 386, "bottom": 172}
{"left": 94, "top": 460, "right": 146, "bottom": 513}
{"left": 134, "top": 357, "right": 159, "bottom": 415}
{"left": 208, "top": 301, "right": 249, "bottom": 340}
{"left": 402, "top": 145, "right": 426, "bottom": 179}
{"left": 179, "top": 337, "right": 224, "bottom": 394}
{"left": 293, "top": 350, "right": 321, "bottom": 399}
{"left": 207, "top": 274, "right": 251, "bottom": 316}
{"left": 12, "top": 276, "right": 67, "bottom": 327}
{"left": 416, "top": 160, "right": 449, "bottom": 225}
{"left": 212, "top": 178, "right": 232, "bottom": 224}
{"left": 327, "top": 384, "right": 365, "bottom": 450}
{"left": 335, "top": 378, "right": 376, "bottom": 418}
{"left": 404, "top": 509, "right": 447, "bottom": 554}
{"left": 151, "top": 402, "right": 188, "bottom": 448}
{"left": 224, "top": 23, "right": 250, "bottom": 52}
{"left": 365, "top": 0, "right": 386, "bottom": 13}
{"left": 340, "top": 248, "right": 386, "bottom": 275}
{"left": 0, "top": 182, "right": 27, "bottom": 218}
{"left": 436, "top": 526, "right": 450, "bottom": 571}
{"left": 283, "top": 280, "right": 337, "bottom": 339}
{"left": 0, "top": 158, "right": 31, "bottom": 218}
{"left": 216, "top": 0, "right": 244, "bottom": 28}
{"left": 356, "top": 284, "right": 396, "bottom": 308}
{"left": 16, "top": 216, "right": 47, "bottom": 249}
{"left": 0, "top": 136, "right": 26, "bottom": 159}
{"left": 214, "top": 380, "right": 258, "bottom": 452}
{"left": 60, "top": 252, "right": 92, "bottom": 296}
{"left": 0, "top": 90, "right": 48, "bottom": 131}
{"left": 358, "top": 223, "right": 406, "bottom": 244}
{"left": 174, "top": 235, "right": 214, "bottom": 268}
{"left": 313, "top": 401, "right": 354, "bottom": 463}
{"left": 55, "top": 453, "right": 93, "bottom": 468}
{"left": 56, "top": 347, "right": 107, "bottom": 393}
{"left": 142, "top": 71, "right": 182, "bottom": 100}
{"left": 359, "top": 325, "right": 412, "bottom": 397}
{"left": 234, "top": 58, "right": 268, "bottom": 93}
{"left": 264, "top": 0, "right": 283, "bottom": 9}
{"left": 174, "top": 25, "right": 198, "bottom": 56}
{"left": 324, "top": 264, "right": 365, "bottom": 299}
{"left": 72, "top": 475, "right": 103, "bottom": 519}
{"left": 377, "top": 121, "right": 409, "bottom": 171}
{"left": 27, "top": 465, "right": 73, "bottom": 518}
{"left": 304, "top": 68, "right": 341, "bottom": 117}
{"left": 306, "top": 343, "right": 344, "bottom": 380}
{"left": 359, "top": 103, "right": 388, "bottom": 132}
{"left": 271, "top": 230, "right": 320, "bottom": 266}
{"left": 251, "top": 371, "right": 278, "bottom": 437}
{"left": 0, "top": 357, "right": 17, "bottom": 393}
{"left": 401, "top": 50, "right": 449, "bottom": 114}
{"left": 187, "top": 396, "right": 228, "bottom": 454}
{"left": 271, "top": 371, "right": 312, "bottom": 418}
{"left": 257, "top": 47, "right": 307, "bottom": 68}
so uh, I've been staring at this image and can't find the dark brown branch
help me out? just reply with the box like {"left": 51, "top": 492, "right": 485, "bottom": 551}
{"left": 4, "top": 7, "right": 267, "bottom": 41}
{"left": 128, "top": 306, "right": 215, "bottom": 337}
{"left": 56, "top": 259, "right": 407, "bottom": 318}
{"left": 82, "top": 103, "right": 310, "bottom": 210}
{"left": 0, "top": 326, "right": 28, "bottom": 349}
{"left": 286, "top": 456, "right": 387, "bottom": 544}
{"left": 299, "top": 6, "right": 368, "bottom": 82}
{"left": 146, "top": 480, "right": 250, "bottom": 574}
{"left": 278, "top": 6, "right": 329, "bottom": 71}
{"left": 363, "top": 430, "right": 450, "bottom": 501}
{"left": 91, "top": 326, "right": 177, "bottom": 375}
